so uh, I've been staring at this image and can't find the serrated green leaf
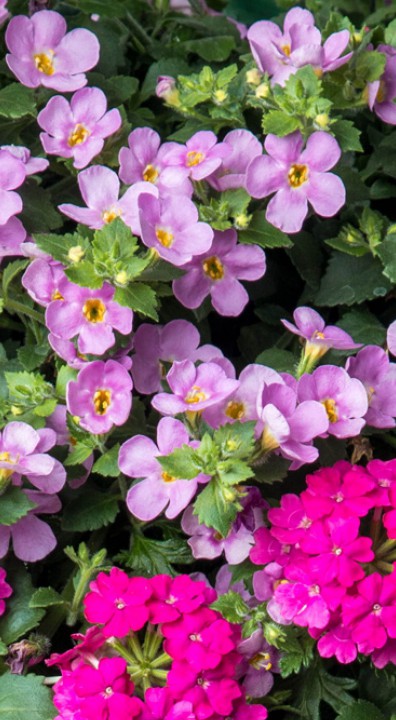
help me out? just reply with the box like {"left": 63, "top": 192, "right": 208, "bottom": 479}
{"left": 114, "top": 284, "right": 158, "bottom": 320}
{"left": 263, "top": 110, "right": 300, "bottom": 136}
{"left": 118, "top": 532, "right": 193, "bottom": 576}
{"left": 65, "top": 261, "right": 103, "bottom": 288}
{"left": 332, "top": 120, "right": 363, "bottom": 152}
{"left": 56, "top": 366, "right": 78, "bottom": 398}
{"left": 62, "top": 489, "right": 119, "bottom": 531}
{"left": 19, "top": 183, "right": 63, "bottom": 233}
{"left": 29, "top": 587, "right": 65, "bottom": 608}
{"left": 0, "top": 486, "right": 36, "bottom": 526}
{"left": 0, "top": 673, "right": 56, "bottom": 720}
{"left": 336, "top": 700, "right": 386, "bottom": 720}
{"left": 338, "top": 308, "right": 386, "bottom": 345}
{"left": 256, "top": 348, "right": 296, "bottom": 373}
{"left": 356, "top": 50, "right": 386, "bottom": 83}
{"left": 92, "top": 444, "right": 121, "bottom": 477}
{"left": 0, "top": 84, "right": 36, "bottom": 118}
{"left": 377, "top": 234, "right": 396, "bottom": 282}
{"left": 33, "top": 397, "right": 58, "bottom": 417}
{"left": 2, "top": 260, "right": 29, "bottom": 299}
{"left": 315, "top": 253, "right": 392, "bottom": 306}
{"left": 157, "top": 445, "right": 201, "bottom": 480}
{"left": 239, "top": 212, "right": 293, "bottom": 249}
{"left": 0, "top": 565, "right": 45, "bottom": 644}
{"left": 253, "top": 454, "right": 290, "bottom": 485}
{"left": 64, "top": 442, "right": 94, "bottom": 466}
{"left": 139, "top": 259, "right": 184, "bottom": 282}
{"left": 33, "top": 232, "right": 90, "bottom": 264}
{"left": 181, "top": 36, "right": 235, "bottom": 62}
{"left": 216, "top": 458, "right": 254, "bottom": 485}
{"left": 211, "top": 591, "right": 250, "bottom": 623}
{"left": 214, "top": 421, "right": 256, "bottom": 459}
{"left": 193, "top": 479, "right": 238, "bottom": 536}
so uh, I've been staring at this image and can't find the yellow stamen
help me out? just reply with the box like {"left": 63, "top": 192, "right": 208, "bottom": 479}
{"left": 186, "top": 150, "right": 205, "bottom": 167}
{"left": 68, "top": 123, "right": 90, "bottom": 147}
{"left": 376, "top": 80, "right": 387, "bottom": 104}
{"left": 156, "top": 228, "right": 174, "bottom": 248}
{"left": 322, "top": 398, "right": 338, "bottom": 423}
{"left": 249, "top": 652, "right": 272, "bottom": 671}
{"left": 102, "top": 208, "right": 122, "bottom": 224}
{"left": 161, "top": 471, "right": 176, "bottom": 483}
{"left": 143, "top": 164, "right": 159, "bottom": 183}
{"left": 51, "top": 289, "right": 64, "bottom": 301}
{"left": 0, "top": 451, "right": 14, "bottom": 483}
{"left": 202, "top": 255, "right": 224, "bottom": 281}
{"left": 281, "top": 44, "right": 291, "bottom": 57}
{"left": 261, "top": 426, "right": 280, "bottom": 452}
{"left": 225, "top": 401, "right": 245, "bottom": 420}
{"left": 184, "top": 385, "right": 207, "bottom": 405}
{"left": 93, "top": 389, "right": 112, "bottom": 415}
{"left": 34, "top": 51, "right": 55, "bottom": 75}
{"left": 82, "top": 298, "right": 106, "bottom": 323}
{"left": 312, "top": 330, "right": 325, "bottom": 340}
{"left": 288, "top": 163, "right": 309, "bottom": 188}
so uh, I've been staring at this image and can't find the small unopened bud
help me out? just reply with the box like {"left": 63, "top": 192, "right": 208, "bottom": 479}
{"left": 223, "top": 487, "right": 236, "bottom": 502}
{"left": 352, "top": 31, "right": 363, "bottom": 44}
{"left": 234, "top": 213, "right": 252, "bottom": 230}
{"left": 314, "top": 113, "right": 329, "bottom": 129}
{"left": 7, "top": 634, "right": 51, "bottom": 674}
{"left": 213, "top": 89, "right": 227, "bottom": 105}
{"left": 156, "top": 75, "right": 180, "bottom": 107}
{"left": 10, "top": 405, "right": 23, "bottom": 416}
{"left": 68, "top": 245, "right": 85, "bottom": 263}
{"left": 115, "top": 270, "right": 128, "bottom": 285}
{"left": 263, "top": 622, "right": 285, "bottom": 646}
{"left": 255, "top": 82, "right": 270, "bottom": 99}
{"left": 246, "top": 68, "right": 262, "bottom": 86}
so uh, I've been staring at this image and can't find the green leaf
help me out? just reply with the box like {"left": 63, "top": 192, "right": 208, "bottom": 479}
{"left": 118, "top": 532, "right": 193, "bottom": 576}
{"left": 332, "top": 119, "right": 363, "bottom": 152}
{"left": 2, "top": 260, "right": 29, "bottom": 299}
{"left": 287, "top": 231, "right": 324, "bottom": 290}
{"left": 19, "top": 183, "right": 63, "bottom": 233}
{"left": 253, "top": 454, "right": 290, "bottom": 485}
{"left": 56, "top": 365, "right": 78, "bottom": 398}
{"left": 0, "top": 565, "right": 45, "bottom": 644}
{"left": 92, "top": 444, "right": 121, "bottom": 477}
{"left": 239, "top": 212, "right": 293, "bottom": 249}
{"left": 65, "top": 261, "right": 103, "bottom": 288}
{"left": 338, "top": 308, "right": 386, "bottom": 345}
{"left": 114, "top": 284, "right": 158, "bottom": 320}
{"left": 216, "top": 458, "right": 254, "bottom": 485}
{"left": 336, "top": 700, "right": 386, "bottom": 720}
{"left": 385, "top": 18, "right": 396, "bottom": 47}
{"left": 256, "top": 348, "right": 296, "bottom": 374}
{"left": 279, "top": 631, "right": 316, "bottom": 678}
{"left": 214, "top": 421, "right": 256, "bottom": 459}
{"left": 157, "top": 446, "right": 201, "bottom": 480}
{"left": 33, "top": 397, "right": 58, "bottom": 417}
{"left": 64, "top": 442, "right": 95, "bottom": 466}
{"left": 211, "top": 591, "right": 250, "bottom": 623}
{"left": 377, "top": 234, "right": 396, "bottom": 282}
{"left": 29, "top": 587, "right": 65, "bottom": 608}
{"left": 0, "top": 486, "right": 36, "bottom": 526}
{"left": 315, "top": 253, "right": 392, "bottom": 306}
{"left": 181, "top": 36, "right": 235, "bottom": 62}
{"left": 33, "top": 232, "right": 90, "bottom": 265}
{"left": 139, "top": 260, "right": 184, "bottom": 282}
{"left": 62, "top": 489, "right": 119, "bottom": 531}
{"left": 0, "top": 673, "right": 56, "bottom": 720}
{"left": 294, "top": 660, "right": 356, "bottom": 720}
{"left": 356, "top": 50, "right": 386, "bottom": 83}
{"left": 0, "top": 84, "right": 36, "bottom": 118}
{"left": 262, "top": 110, "right": 300, "bottom": 136}
{"left": 193, "top": 479, "right": 238, "bottom": 536}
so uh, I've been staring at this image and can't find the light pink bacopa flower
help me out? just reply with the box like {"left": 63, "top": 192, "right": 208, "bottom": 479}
{"left": 5, "top": 10, "right": 100, "bottom": 91}
{"left": 246, "top": 131, "right": 345, "bottom": 233}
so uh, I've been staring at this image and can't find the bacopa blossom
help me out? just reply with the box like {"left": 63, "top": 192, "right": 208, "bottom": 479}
{"left": 162, "top": 130, "right": 230, "bottom": 181}
{"left": 0, "top": 149, "right": 27, "bottom": 226}
{"left": 367, "top": 44, "right": 396, "bottom": 125}
{"left": 247, "top": 7, "right": 351, "bottom": 87}
{"left": 38, "top": 87, "right": 122, "bottom": 169}
{"left": 0, "top": 568, "right": 12, "bottom": 616}
{"left": 282, "top": 306, "right": 361, "bottom": 361}
{"left": 45, "top": 279, "right": 133, "bottom": 356}
{"left": 172, "top": 228, "right": 266, "bottom": 316}
{"left": 246, "top": 131, "right": 345, "bottom": 233}
{"left": 346, "top": 345, "right": 396, "bottom": 428}
{"left": 0, "top": 217, "right": 27, "bottom": 263}
{"left": 207, "top": 129, "right": 262, "bottom": 192}
{"left": 5, "top": 10, "right": 100, "bottom": 91}
{"left": 59, "top": 165, "right": 158, "bottom": 235}
{"left": 152, "top": 359, "right": 239, "bottom": 415}
{"left": 0, "top": 145, "right": 49, "bottom": 175}
{"left": 119, "top": 417, "right": 209, "bottom": 521}
{"left": 138, "top": 193, "right": 213, "bottom": 267}
{"left": 66, "top": 360, "right": 133, "bottom": 434}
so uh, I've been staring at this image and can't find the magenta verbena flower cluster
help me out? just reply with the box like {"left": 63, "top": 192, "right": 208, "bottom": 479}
{"left": 250, "top": 459, "right": 396, "bottom": 667}
{"left": 48, "top": 568, "right": 268, "bottom": 720}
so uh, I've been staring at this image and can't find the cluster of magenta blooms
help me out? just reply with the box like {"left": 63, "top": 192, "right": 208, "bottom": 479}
{"left": 3, "top": 2, "right": 396, "bottom": 715}
{"left": 43, "top": 569, "right": 269, "bottom": 720}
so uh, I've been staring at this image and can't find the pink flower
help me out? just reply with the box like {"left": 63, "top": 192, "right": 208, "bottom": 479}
{"left": 45, "top": 280, "right": 133, "bottom": 356}
{"left": 6, "top": 10, "right": 100, "bottom": 91}
{"left": 246, "top": 131, "right": 345, "bottom": 233}
{"left": 138, "top": 193, "right": 213, "bottom": 267}
{"left": 0, "top": 217, "right": 27, "bottom": 263}
{"left": 152, "top": 359, "right": 239, "bottom": 415}
{"left": 0, "top": 567, "right": 12, "bottom": 616}
{"left": 317, "top": 621, "right": 357, "bottom": 664}
{"left": 84, "top": 567, "right": 152, "bottom": 638}
{"left": 119, "top": 417, "right": 209, "bottom": 521}
{"left": 59, "top": 165, "right": 158, "bottom": 235}
{"left": 367, "top": 44, "right": 396, "bottom": 125}
{"left": 0, "top": 145, "right": 49, "bottom": 175}
{"left": 148, "top": 574, "right": 216, "bottom": 625}
{"left": 22, "top": 258, "right": 68, "bottom": 306}
{"left": 0, "top": 149, "right": 27, "bottom": 225}
{"left": 0, "top": 490, "right": 61, "bottom": 562}
{"left": 282, "top": 306, "right": 361, "bottom": 360}
{"left": 342, "top": 571, "right": 396, "bottom": 653}
{"left": 162, "top": 131, "right": 230, "bottom": 181}
{"left": 38, "top": 87, "right": 122, "bottom": 169}
{"left": 162, "top": 608, "right": 238, "bottom": 670}
{"left": 301, "top": 462, "right": 376, "bottom": 520}
{"left": 207, "top": 129, "right": 262, "bottom": 192}
{"left": 66, "top": 360, "right": 133, "bottom": 434}
{"left": 172, "top": 228, "right": 266, "bottom": 317}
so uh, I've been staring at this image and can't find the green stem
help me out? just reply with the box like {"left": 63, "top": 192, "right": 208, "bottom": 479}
{"left": 4, "top": 298, "right": 45, "bottom": 324}
{"left": 150, "top": 651, "right": 172, "bottom": 668}
{"left": 151, "top": 669, "right": 169, "bottom": 680}
{"left": 143, "top": 625, "right": 163, "bottom": 660}
{"left": 66, "top": 568, "right": 96, "bottom": 626}
{"left": 375, "top": 537, "right": 396, "bottom": 556}
{"left": 110, "top": 639, "right": 138, "bottom": 666}
{"left": 129, "top": 632, "right": 145, "bottom": 663}
{"left": 376, "top": 559, "right": 394, "bottom": 573}
{"left": 125, "top": 11, "right": 153, "bottom": 46}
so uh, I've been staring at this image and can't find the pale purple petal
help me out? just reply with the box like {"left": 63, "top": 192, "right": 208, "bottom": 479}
{"left": 246, "top": 155, "right": 285, "bottom": 198}
{"left": 305, "top": 172, "right": 346, "bottom": 217}
{"left": 266, "top": 188, "right": 308, "bottom": 233}
{"left": 118, "top": 436, "right": 159, "bottom": 478}
{"left": 300, "top": 132, "right": 342, "bottom": 172}
{"left": 12, "top": 514, "right": 57, "bottom": 561}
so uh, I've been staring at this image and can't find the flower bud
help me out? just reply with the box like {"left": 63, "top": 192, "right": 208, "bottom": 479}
{"left": 156, "top": 75, "right": 180, "bottom": 106}
{"left": 246, "top": 68, "right": 262, "bottom": 86}
{"left": 255, "top": 82, "right": 270, "bottom": 99}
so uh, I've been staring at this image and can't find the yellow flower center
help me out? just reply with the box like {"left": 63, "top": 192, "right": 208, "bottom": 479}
{"left": 288, "top": 163, "right": 309, "bottom": 188}
{"left": 34, "top": 51, "right": 55, "bottom": 75}
{"left": 225, "top": 401, "right": 245, "bottom": 420}
{"left": 142, "top": 164, "right": 159, "bottom": 183}
{"left": 202, "top": 256, "right": 224, "bottom": 281}
{"left": 281, "top": 44, "right": 291, "bottom": 57}
{"left": 156, "top": 228, "right": 174, "bottom": 248}
{"left": 51, "top": 289, "right": 64, "bottom": 301}
{"left": 249, "top": 652, "right": 272, "bottom": 671}
{"left": 0, "top": 451, "right": 14, "bottom": 482}
{"left": 184, "top": 385, "right": 207, "bottom": 405}
{"left": 161, "top": 471, "right": 176, "bottom": 483}
{"left": 376, "top": 79, "right": 387, "bottom": 104}
{"left": 186, "top": 150, "right": 205, "bottom": 167}
{"left": 68, "top": 123, "right": 91, "bottom": 147}
{"left": 83, "top": 298, "right": 106, "bottom": 323}
{"left": 102, "top": 208, "right": 122, "bottom": 224}
{"left": 322, "top": 398, "right": 338, "bottom": 423}
{"left": 261, "top": 426, "right": 280, "bottom": 452}
{"left": 93, "top": 389, "right": 112, "bottom": 415}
